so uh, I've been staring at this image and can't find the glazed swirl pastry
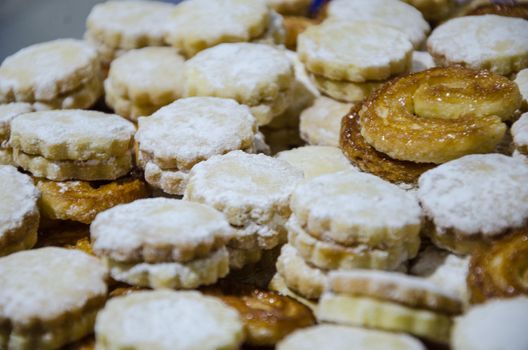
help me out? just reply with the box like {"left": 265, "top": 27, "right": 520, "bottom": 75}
{"left": 468, "top": 228, "right": 528, "bottom": 304}
{"left": 359, "top": 67, "right": 521, "bottom": 164}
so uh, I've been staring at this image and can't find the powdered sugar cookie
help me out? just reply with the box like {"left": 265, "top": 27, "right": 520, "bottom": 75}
{"left": 184, "top": 151, "right": 303, "bottom": 251}
{"left": 0, "top": 247, "right": 107, "bottom": 349}
{"left": 298, "top": 20, "right": 413, "bottom": 82}
{"left": 328, "top": 269, "right": 462, "bottom": 315}
{"left": 276, "top": 146, "right": 356, "bottom": 179}
{"left": 0, "top": 39, "right": 102, "bottom": 107}
{"left": 418, "top": 154, "right": 528, "bottom": 254}
{"left": 452, "top": 297, "right": 528, "bottom": 350}
{"left": 290, "top": 170, "right": 422, "bottom": 247}
{"left": 515, "top": 68, "right": 528, "bottom": 110}
{"left": 104, "top": 47, "right": 185, "bottom": 121}
{"left": 287, "top": 216, "right": 418, "bottom": 271}
{"left": 326, "top": 0, "right": 430, "bottom": 48}
{"left": 277, "top": 325, "right": 425, "bottom": 350}
{"left": 91, "top": 198, "right": 232, "bottom": 263}
{"left": 13, "top": 150, "right": 133, "bottom": 182}
{"left": 95, "top": 291, "right": 244, "bottom": 350}
{"left": 86, "top": 0, "right": 174, "bottom": 50}
{"left": 0, "top": 103, "right": 33, "bottom": 165}
{"left": 512, "top": 112, "right": 528, "bottom": 156}
{"left": 165, "top": 0, "right": 269, "bottom": 57}
{"left": 136, "top": 97, "right": 260, "bottom": 195}
{"left": 184, "top": 43, "right": 294, "bottom": 125}
{"left": 0, "top": 165, "right": 39, "bottom": 256}
{"left": 317, "top": 293, "right": 452, "bottom": 343}
{"left": 299, "top": 96, "right": 352, "bottom": 147}
{"left": 10, "top": 110, "right": 135, "bottom": 161}
{"left": 276, "top": 244, "right": 327, "bottom": 299}
{"left": 427, "top": 15, "right": 528, "bottom": 76}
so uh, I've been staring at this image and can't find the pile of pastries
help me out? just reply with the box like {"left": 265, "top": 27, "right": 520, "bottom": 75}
{"left": 1, "top": 0, "right": 528, "bottom": 349}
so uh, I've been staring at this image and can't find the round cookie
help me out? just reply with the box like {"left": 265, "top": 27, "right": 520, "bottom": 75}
{"left": 276, "top": 146, "right": 356, "bottom": 179}
{"left": 0, "top": 247, "right": 107, "bottom": 349}
{"left": 277, "top": 325, "right": 425, "bottom": 350}
{"left": 183, "top": 43, "right": 294, "bottom": 125}
{"left": 299, "top": 96, "right": 353, "bottom": 147}
{"left": 325, "top": 0, "right": 430, "bottom": 48}
{"left": 417, "top": 154, "right": 528, "bottom": 254}
{"left": 86, "top": 0, "right": 174, "bottom": 50}
{"left": 136, "top": 97, "right": 260, "bottom": 195}
{"left": 512, "top": 112, "right": 528, "bottom": 156}
{"left": 298, "top": 19, "right": 413, "bottom": 82}
{"left": 452, "top": 297, "right": 528, "bottom": 350}
{"left": 165, "top": 0, "right": 270, "bottom": 57}
{"left": 0, "top": 39, "right": 102, "bottom": 107}
{"left": 184, "top": 151, "right": 303, "bottom": 251}
{"left": 10, "top": 110, "right": 135, "bottom": 161}
{"left": 95, "top": 291, "right": 244, "bottom": 350}
{"left": 290, "top": 170, "right": 422, "bottom": 248}
{"left": 427, "top": 15, "right": 528, "bottom": 76}
{"left": 0, "top": 165, "right": 40, "bottom": 256}
{"left": 104, "top": 47, "right": 185, "bottom": 121}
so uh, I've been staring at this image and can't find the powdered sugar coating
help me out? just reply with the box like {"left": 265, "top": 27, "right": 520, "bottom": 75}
{"left": 512, "top": 112, "right": 528, "bottom": 147}
{"left": 290, "top": 170, "right": 422, "bottom": 246}
{"left": 326, "top": 0, "right": 429, "bottom": 48}
{"left": 418, "top": 154, "right": 528, "bottom": 236}
{"left": 86, "top": 0, "right": 175, "bottom": 49}
{"left": 136, "top": 97, "right": 257, "bottom": 170}
{"left": 0, "top": 39, "right": 99, "bottom": 102}
{"left": 165, "top": 0, "right": 270, "bottom": 57}
{"left": 184, "top": 151, "right": 303, "bottom": 227}
{"left": 95, "top": 291, "right": 244, "bottom": 350}
{"left": 0, "top": 103, "right": 33, "bottom": 143}
{"left": 297, "top": 19, "right": 413, "bottom": 82}
{"left": 0, "top": 247, "right": 107, "bottom": 325}
{"left": 411, "top": 51, "right": 436, "bottom": 73}
{"left": 10, "top": 110, "right": 135, "bottom": 161}
{"left": 299, "top": 96, "right": 352, "bottom": 147}
{"left": 91, "top": 198, "right": 233, "bottom": 263}
{"left": 105, "top": 47, "right": 185, "bottom": 105}
{"left": 276, "top": 146, "right": 357, "bottom": 179}
{"left": 515, "top": 69, "right": 528, "bottom": 108}
{"left": 427, "top": 15, "right": 528, "bottom": 75}
{"left": 184, "top": 43, "right": 293, "bottom": 106}
{"left": 0, "top": 165, "right": 39, "bottom": 235}
{"left": 452, "top": 297, "right": 528, "bottom": 350}
{"left": 278, "top": 324, "right": 425, "bottom": 350}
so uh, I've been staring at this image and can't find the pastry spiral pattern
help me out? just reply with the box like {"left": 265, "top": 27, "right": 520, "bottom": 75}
{"left": 359, "top": 67, "right": 521, "bottom": 164}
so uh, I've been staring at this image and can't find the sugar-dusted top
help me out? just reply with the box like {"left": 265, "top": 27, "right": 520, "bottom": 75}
{"left": 0, "top": 39, "right": 98, "bottom": 102}
{"left": 277, "top": 324, "right": 425, "bottom": 350}
{"left": 136, "top": 97, "right": 257, "bottom": 170}
{"left": 427, "top": 15, "right": 528, "bottom": 75}
{"left": 184, "top": 43, "right": 293, "bottom": 105}
{"left": 452, "top": 297, "right": 528, "bottom": 350}
{"left": 326, "top": 0, "right": 429, "bottom": 48}
{"left": 0, "top": 102, "right": 33, "bottom": 142}
{"left": 184, "top": 151, "right": 303, "bottom": 225}
{"left": 0, "top": 165, "right": 39, "bottom": 235}
{"left": 87, "top": 0, "right": 175, "bottom": 49}
{"left": 290, "top": 170, "right": 422, "bottom": 244}
{"left": 0, "top": 247, "right": 107, "bottom": 325}
{"left": 276, "top": 146, "right": 357, "bottom": 179}
{"left": 512, "top": 112, "right": 528, "bottom": 147}
{"left": 297, "top": 19, "right": 413, "bottom": 82}
{"left": 95, "top": 291, "right": 244, "bottom": 350}
{"left": 418, "top": 154, "right": 528, "bottom": 236}
{"left": 10, "top": 110, "right": 135, "bottom": 161}
{"left": 91, "top": 198, "right": 233, "bottom": 263}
